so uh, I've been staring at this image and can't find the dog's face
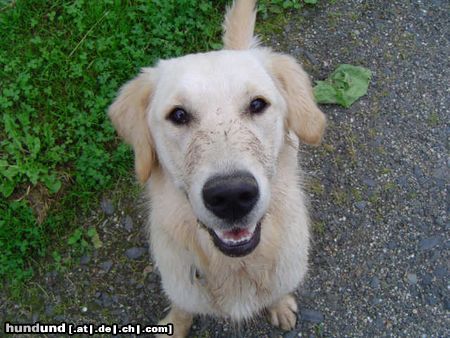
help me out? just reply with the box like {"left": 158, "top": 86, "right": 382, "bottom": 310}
{"left": 109, "top": 49, "right": 325, "bottom": 257}
{"left": 150, "top": 50, "right": 286, "bottom": 256}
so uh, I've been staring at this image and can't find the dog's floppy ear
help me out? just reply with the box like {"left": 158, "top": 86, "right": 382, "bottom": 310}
{"left": 108, "top": 68, "right": 156, "bottom": 183}
{"left": 269, "top": 53, "right": 326, "bottom": 145}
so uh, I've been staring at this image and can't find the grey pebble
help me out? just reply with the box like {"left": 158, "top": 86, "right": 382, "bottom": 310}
{"left": 32, "top": 313, "right": 39, "bottom": 323}
{"left": 444, "top": 298, "right": 450, "bottom": 311}
{"left": 303, "top": 50, "right": 318, "bottom": 65}
{"left": 370, "top": 276, "right": 380, "bottom": 289}
{"left": 355, "top": 201, "right": 367, "bottom": 210}
{"left": 100, "top": 293, "right": 113, "bottom": 307}
{"left": 396, "top": 176, "right": 408, "bottom": 188}
{"left": 100, "top": 198, "right": 114, "bottom": 215}
{"left": 413, "top": 165, "right": 423, "bottom": 177}
{"left": 291, "top": 47, "right": 304, "bottom": 57}
{"left": 427, "top": 295, "right": 438, "bottom": 306}
{"left": 421, "top": 274, "right": 433, "bottom": 285}
{"left": 121, "top": 215, "right": 133, "bottom": 232}
{"left": 434, "top": 266, "right": 447, "bottom": 279}
{"left": 80, "top": 254, "right": 90, "bottom": 265}
{"left": 44, "top": 304, "right": 54, "bottom": 316}
{"left": 419, "top": 236, "right": 441, "bottom": 250}
{"left": 407, "top": 273, "right": 418, "bottom": 285}
{"left": 301, "top": 309, "right": 324, "bottom": 323}
{"left": 374, "top": 316, "right": 384, "bottom": 330}
{"left": 125, "top": 247, "right": 147, "bottom": 260}
{"left": 99, "top": 260, "right": 113, "bottom": 272}
{"left": 283, "top": 330, "right": 299, "bottom": 338}
{"left": 362, "top": 178, "right": 376, "bottom": 187}
{"left": 370, "top": 297, "right": 382, "bottom": 306}
{"left": 387, "top": 241, "right": 397, "bottom": 250}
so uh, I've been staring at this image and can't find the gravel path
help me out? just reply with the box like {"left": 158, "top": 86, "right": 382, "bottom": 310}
{"left": 1, "top": 1, "right": 448, "bottom": 337}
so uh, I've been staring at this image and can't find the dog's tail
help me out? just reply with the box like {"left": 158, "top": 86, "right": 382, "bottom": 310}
{"left": 222, "top": 0, "right": 259, "bottom": 50}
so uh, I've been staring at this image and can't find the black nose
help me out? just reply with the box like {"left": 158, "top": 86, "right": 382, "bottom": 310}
{"left": 202, "top": 172, "right": 259, "bottom": 221}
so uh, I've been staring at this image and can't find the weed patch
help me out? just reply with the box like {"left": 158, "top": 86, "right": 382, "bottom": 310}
{"left": 0, "top": 0, "right": 226, "bottom": 291}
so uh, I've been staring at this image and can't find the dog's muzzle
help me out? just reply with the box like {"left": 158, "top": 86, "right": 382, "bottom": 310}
{"left": 200, "top": 171, "right": 262, "bottom": 257}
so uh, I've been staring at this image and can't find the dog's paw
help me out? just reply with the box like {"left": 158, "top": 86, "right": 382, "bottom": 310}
{"left": 156, "top": 306, "right": 193, "bottom": 338}
{"left": 267, "top": 294, "right": 298, "bottom": 331}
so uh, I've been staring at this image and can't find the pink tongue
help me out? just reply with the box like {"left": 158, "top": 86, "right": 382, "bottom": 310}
{"left": 223, "top": 228, "right": 250, "bottom": 240}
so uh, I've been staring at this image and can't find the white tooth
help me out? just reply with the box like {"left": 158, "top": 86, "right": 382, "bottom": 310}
{"left": 213, "top": 225, "right": 257, "bottom": 244}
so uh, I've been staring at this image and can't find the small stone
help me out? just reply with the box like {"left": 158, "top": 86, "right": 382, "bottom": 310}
{"left": 143, "top": 264, "right": 153, "bottom": 278}
{"left": 407, "top": 273, "right": 418, "bottom": 285}
{"left": 396, "top": 176, "right": 408, "bottom": 188}
{"left": 45, "top": 304, "right": 54, "bottom": 316}
{"left": 419, "top": 236, "right": 441, "bottom": 250}
{"left": 304, "top": 50, "right": 318, "bottom": 65}
{"left": 125, "top": 247, "right": 147, "bottom": 260}
{"left": 432, "top": 166, "right": 447, "bottom": 180}
{"left": 370, "top": 297, "right": 382, "bottom": 306}
{"left": 81, "top": 306, "right": 88, "bottom": 313}
{"left": 434, "top": 265, "right": 447, "bottom": 278}
{"left": 99, "top": 260, "right": 113, "bottom": 273}
{"left": 421, "top": 274, "right": 433, "bottom": 285}
{"left": 413, "top": 165, "right": 423, "bottom": 177}
{"left": 301, "top": 309, "right": 324, "bottom": 323}
{"left": 444, "top": 298, "right": 450, "bottom": 311}
{"left": 283, "top": 330, "right": 299, "bottom": 338}
{"left": 121, "top": 215, "right": 133, "bottom": 232}
{"left": 370, "top": 276, "right": 380, "bottom": 289}
{"left": 100, "top": 198, "right": 114, "bottom": 215}
{"left": 32, "top": 313, "right": 39, "bottom": 323}
{"left": 80, "top": 255, "right": 90, "bottom": 265}
{"left": 426, "top": 295, "right": 438, "bottom": 305}
{"left": 292, "top": 47, "right": 304, "bottom": 57}
{"left": 363, "top": 178, "right": 376, "bottom": 187}
{"left": 355, "top": 201, "right": 367, "bottom": 210}
{"left": 374, "top": 315, "right": 384, "bottom": 329}
{"left": 387, "top": 241, "right": 397, "bottom": 250}
{"left": 100, "top": 293, "right": 112, "bottom": 307}
{"left": 435, "top": 217, "right": 445, "bottom": 227}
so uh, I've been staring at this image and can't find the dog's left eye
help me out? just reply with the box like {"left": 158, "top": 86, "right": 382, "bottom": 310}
{"left": 167, "top": 107, "right": 191, "bottom": 126}
{"left": 248, "top": 98, "right": 268, "bottom": 115}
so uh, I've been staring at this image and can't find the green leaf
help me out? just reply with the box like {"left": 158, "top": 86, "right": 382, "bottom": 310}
{"left": 42, "top": 174, "right": 62, "bottom": 194}
{"left": 67, "top": 228, "right": 82, "bottom": 245}
{"left": 87, "top": 227, "right": 102, "bottom": 249}
{"left": 0, "top": 179, "right": 15, "bottom": 197}
{"left": 52, "top": 250, "right": 61, "bottom": 263}
{"left": 304, "top": 0, "right": 318, "bottom": 4}
{"left": 314, "top": 64, "right": 372, "bottom": 108}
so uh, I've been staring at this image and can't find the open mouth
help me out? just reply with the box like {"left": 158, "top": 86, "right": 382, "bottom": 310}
{"left": 203, "top": 221, "right": 262, "bottom": 257}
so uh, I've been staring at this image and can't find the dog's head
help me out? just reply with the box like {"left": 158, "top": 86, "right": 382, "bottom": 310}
{"left": 109, "top": 0, "right": 325, "bottom": 257}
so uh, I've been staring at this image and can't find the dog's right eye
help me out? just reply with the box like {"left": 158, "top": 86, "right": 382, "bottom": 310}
{"left": 248, "top": 98, "right": 269, "bottom": 115}
{"left": 167, "top": 107, "right": 191, "bottom": 126}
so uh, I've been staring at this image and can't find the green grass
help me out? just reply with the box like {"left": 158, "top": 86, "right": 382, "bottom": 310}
{"left": 0, "top": 0, "right": 227, "bottom": 292}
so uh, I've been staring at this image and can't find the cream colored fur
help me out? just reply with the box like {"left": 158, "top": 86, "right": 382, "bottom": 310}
{"left": 108, "top": 0, "right": 326, "bottom": 336}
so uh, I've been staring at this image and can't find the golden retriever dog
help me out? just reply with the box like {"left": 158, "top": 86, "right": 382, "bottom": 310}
{"left": 108, "top": 0, "right": 326, "bottom": 336}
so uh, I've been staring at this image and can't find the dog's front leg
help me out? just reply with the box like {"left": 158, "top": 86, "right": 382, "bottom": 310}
{"left": 156, "top": 305, "right": 193, "bottom": 338}
{"left": 267, "top": 293, "right": 298, "bottom": 331}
